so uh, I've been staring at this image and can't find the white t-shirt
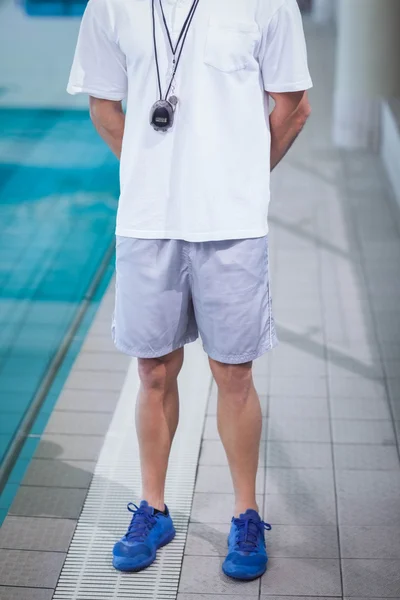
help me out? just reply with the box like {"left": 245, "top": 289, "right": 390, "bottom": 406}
{"left": 68, "top": 0, "right": 312, "bottom": 242}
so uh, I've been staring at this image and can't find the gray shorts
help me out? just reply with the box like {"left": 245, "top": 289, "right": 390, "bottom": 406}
{"left": 112, "top": 236, "right": 278, "bottom": 364}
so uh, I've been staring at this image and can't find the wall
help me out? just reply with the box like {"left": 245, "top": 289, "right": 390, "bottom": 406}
{"left": 381, "top": 100, "right": 400, "bottom": 208}
{"left": 0, "top": 0, "right": 86, "bottom": 108}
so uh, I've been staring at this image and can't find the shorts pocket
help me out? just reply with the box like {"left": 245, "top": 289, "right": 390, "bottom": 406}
{"left": 204, "top": 21, "right": 259, "bottom": 73}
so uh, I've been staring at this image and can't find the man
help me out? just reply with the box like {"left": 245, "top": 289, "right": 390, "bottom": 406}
{"left": 68, "top": 0, "right": 312, "bottom": 582}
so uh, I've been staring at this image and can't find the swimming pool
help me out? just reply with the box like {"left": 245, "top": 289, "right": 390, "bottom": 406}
{"left": 0, "top": 108, "right": 118, "bottom": 522}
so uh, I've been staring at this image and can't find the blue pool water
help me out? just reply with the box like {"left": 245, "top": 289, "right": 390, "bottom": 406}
{"left": 0, "top": 108, "right": 118, "bottom": 522}
{"left": 23, "top": 0, "right": 87, "bottom": 17}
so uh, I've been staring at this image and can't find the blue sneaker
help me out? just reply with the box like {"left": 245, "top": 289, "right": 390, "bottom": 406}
{"left": 113, "top": 500, "right": 176, "bottom": 572}
{"left": 222, "top": 509, "right": 272, "bottom": 581}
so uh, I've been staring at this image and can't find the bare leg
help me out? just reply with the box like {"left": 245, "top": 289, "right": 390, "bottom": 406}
{"left": 136, "top": 348, "right": 183, "bottom": 511}
{"left": 209, "top": 359, "right": 262, "bottom": 517}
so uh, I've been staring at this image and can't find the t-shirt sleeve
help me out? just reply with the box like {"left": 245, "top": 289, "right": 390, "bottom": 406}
{"left": 67, "top": 0, "right": 128, "bottom": 101}
{"left": 258, "top": 0, "right": 313, "bottom": 93}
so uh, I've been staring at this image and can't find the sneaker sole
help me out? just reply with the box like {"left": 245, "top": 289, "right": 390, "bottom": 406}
{"left": 222, "top": 564, "right": 267, "bottom": 581}
{"left": 113, "top": 528, "right": 176, "bottom": 572}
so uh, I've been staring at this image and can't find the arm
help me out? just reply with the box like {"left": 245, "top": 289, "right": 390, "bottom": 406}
{"left": 89, "top": 97, "right": 125, "bottom": 159}
{"left": 268, "top": 90, "right": 311, "bottom": 171}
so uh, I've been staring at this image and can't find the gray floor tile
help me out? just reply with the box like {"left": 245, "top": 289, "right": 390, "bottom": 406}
{"left": 0, "top": 589, "right": 53, "bottom": 600}
{"left": 261, "top": 597, "right": 339, "bottom": 600}
{"left": 88, "top": 318, "right": 114, "bottom": 336}
{"left": 328, "top": 378, "right": 387, "bottom": 399}
{"left": 338, "top": 493, "right": 400, "bottom": 526}
{"left": 0, "top": 516, "right": 75, "bottom": 552}
{"left": 73, "top": 351, "right": 130, "bottom": 372}
{"left": 253, "top": 354, "right": 272, "bottom": 376}
{"left": 378, "top": 323, "right": 400, "bottom": 344}
{"left": 252, "top": 371, "right": 269, "bottom": 384}
{"left": 64, "top": 370, "right": 126, "bottom": 392}
{"left": 266, "top": 468, "right": 335, "bottom": 496}
{"left": 334, "top": 444, "right": 400, "bottom": 470}
{"left": 328, "top": 362, "right": 384, "bottom": 380}
{"left": 206, "top": 389, "right": 216, "bottom": 414}
{"left": 260, "top": 558, "right": 342, "bottom": 596}
{"left": 22, "top": 459, "right": 95, "bottom": 488}
{"left": 207, "top": 393, "right": 268, "bottom": 416}
{"left": 270, "top": 377, "right": 328, "bottom": 398}
{"left": 185, "top": 523, "right": 229, "bottom": 556}
{"left": 335, "top": 469, "right": 400, "bottom": 497}
{"left": 372, "top": 293, "right": 400, "bottom": 313}
{"left": 342, "top": 559, "right": 400, "bottom": 597}
{"left": 332, "top": 419, "right": 396, "bottom": 445}
{"left": 330, "top": 397, "right": 392, "bottom": 420}
{"left": 278, "top": 307, "right": 323, "bottom": 328}
{"left": 207, "top": 383, "right": 218, "bottom": 402}
{"left": 270, "top": 361, "right": 328, "bottom": 380}
{"left": 383, "top": 360, "right": 400, "bottom": 378}
{"left": 269, "top": 417, "right": 331, "bottom": 443}
{"left": 203, "top": 416, "right": 268, "bottom": 440}
{"left": 191, "top": 493, "right": 264, "bottom": 524}
{"left": 265, "top": 492, "right": 337, "bottom": 525}
{"left": 269, "top": 396, "right": 329, "bottom": 419}
{"left": 274, "top": 292, "right": 322, "bottom": 312}
{"left": 267, "top": 442, "right": 333, "bottom": 469}
{"left": 0, "top": 549, "right": 66, "bottom": 588}
{"left": 34, "top": 434, "right": 105, "bottom": 461}
{"left": 272, "top": 344, "right": 325, "bottom": 364}
{"left": 326, "top": 341, "right": 379, "bottom": 366}
{"left": 55, "top": 389, "right": 120, "bottom": 413}
{"left": 81, "top": 334, "right": 117, "bottom": 353}
{"left": 195, "top": 466, "right": 265, "bottom": 495}
{"left": 381, "top": 344, "right": 400, "bottom": 361}
{"left": 179, "top": 556, "right": 259, "bottom": 594}
{"left": 200, "top": 440, "right": 266, "bottom": 467}
{"left": 388, "top": 378, "right": 400, "bottom": 402}
{"left": 271, "top": 355, "right": 327, "bottom": 379}
{"left": 324, "top": 322, "right": 372, "bottom": 346}
{"left": 9, "top": 486, "right": 87, "bottom": 519}
{"left": 262, "top": 395, "right": 270, "bottom": 417}
{"left": 390, "top": 401, "right": 400, "bottom": 420}
{"left": 93, "top": 303, "right": 114, "bottom": 323}
{"left": 178, "top": 596, "right": 258, "bottom": 600}
{"left": 44, "top": 411, "right": 112, "bottom": 435}
{"left": 269, "top": 525, "right": 339, "bottom": 558}
{"left": 254, "top": 375, "right": 269, "bottom": 395}
{"left": 341, "top": 526, "right": 400, "bottom": 559}
{"left": 89, "top": 313, "right": 113, "bottom": 329}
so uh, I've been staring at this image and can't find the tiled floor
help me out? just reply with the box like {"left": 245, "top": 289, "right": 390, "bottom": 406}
{"left": 1, "top": 17, "right": 400, "bottom": 600}
{"left": 0, "top": 283, "right": 129, "bottom": 600}
{"left": 177, "top": 18, "right": 400, "bottom": 600}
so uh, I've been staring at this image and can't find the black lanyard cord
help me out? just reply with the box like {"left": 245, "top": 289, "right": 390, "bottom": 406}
{"left": 159, "top": 0, "right": 198, "bottom": 56}
{"left": 152, "top": 0, "right": 163, "bottom": 101}
{"left": 152, "top": 0, "right": 200, "bottom": 102}
{"left": 165, "top": 0, "right": 200, "bottom": 98}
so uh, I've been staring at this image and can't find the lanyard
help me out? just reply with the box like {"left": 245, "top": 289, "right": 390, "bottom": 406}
{"left": 152, "top": 0, "right": 200, "bottom": 102}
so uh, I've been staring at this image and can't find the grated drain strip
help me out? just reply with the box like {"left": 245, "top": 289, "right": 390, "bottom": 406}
{"left": 53, "top": 342, "right": 211, "bottom": 600}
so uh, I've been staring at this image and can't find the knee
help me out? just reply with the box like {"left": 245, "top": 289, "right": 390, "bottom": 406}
{"left": 138, "top": 358, "right": 167, "bottom": 391}
{"left": 210, "top": 360, "right": 253, "bottom": 402}
{"left": 138, "top": 349, "right": 183, "bottom": 391}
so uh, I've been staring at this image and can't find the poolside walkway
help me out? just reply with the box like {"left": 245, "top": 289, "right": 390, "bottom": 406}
{"left": 1, "top": 18, "right": 400, "bottom": 600}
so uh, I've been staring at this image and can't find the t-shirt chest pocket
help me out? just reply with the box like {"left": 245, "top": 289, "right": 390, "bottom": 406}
{"left": 204, "top": 21, "right": 259, "bottom": 73}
